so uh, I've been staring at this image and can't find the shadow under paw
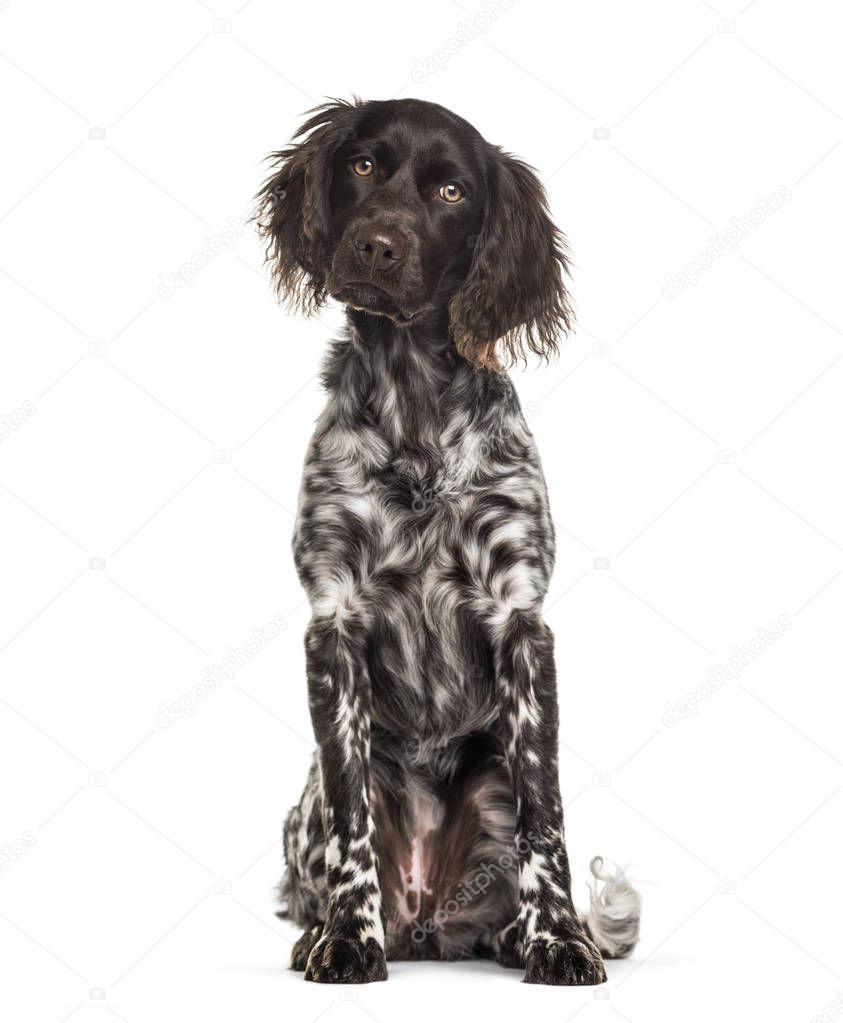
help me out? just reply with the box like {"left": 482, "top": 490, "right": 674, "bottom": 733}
{"left": 304, "top": 935, "right": 387, "bottom": 984}
{"left": 524, "top": 937, "right": 607, "bottom": 986}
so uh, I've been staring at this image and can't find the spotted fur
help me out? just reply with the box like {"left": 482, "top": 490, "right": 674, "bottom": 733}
{"left": 260, "top": 98, "right": 641, "bottom": 984}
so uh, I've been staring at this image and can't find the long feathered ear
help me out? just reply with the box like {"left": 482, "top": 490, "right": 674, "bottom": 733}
{"left": 254, "top": 99, "right": 360, "bottom": 314}
{"left": 448, "top": 149, "right": 573, "bottom": 370}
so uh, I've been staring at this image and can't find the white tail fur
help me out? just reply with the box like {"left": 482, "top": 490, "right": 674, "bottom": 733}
{"left": 580, "top": 856, "right": 641, "bottom": 959}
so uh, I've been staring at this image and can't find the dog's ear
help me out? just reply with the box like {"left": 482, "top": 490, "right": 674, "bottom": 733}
{"left": 255, "top": 99, "right": 359, "bottom": 314}
{"left": 449, "top": 149, "right": 572, "bottom": 370}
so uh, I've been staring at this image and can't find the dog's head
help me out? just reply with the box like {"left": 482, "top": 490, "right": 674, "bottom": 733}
{"left": 256, "top": 98, "right": 571, "bottom": 369}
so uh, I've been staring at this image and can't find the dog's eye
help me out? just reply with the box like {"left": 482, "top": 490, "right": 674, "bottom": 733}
{"left": 352, "top": 158, "right": 374, "bottom": 177}
{"left": 438, "top": 183, "right": 464, "bottom": 204}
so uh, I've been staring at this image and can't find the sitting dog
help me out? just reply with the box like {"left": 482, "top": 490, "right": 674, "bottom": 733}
{"left": 256, "top": 98, "right": 641, "bottom": 985}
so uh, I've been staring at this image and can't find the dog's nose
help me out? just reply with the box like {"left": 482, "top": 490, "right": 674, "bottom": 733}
{"left": 353, "top": 226, "right": 407, "bottom": 272}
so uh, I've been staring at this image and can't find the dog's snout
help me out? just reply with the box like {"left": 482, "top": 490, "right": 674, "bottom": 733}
{"left": 353, "top": 226, "right": 407, "bottom": 272}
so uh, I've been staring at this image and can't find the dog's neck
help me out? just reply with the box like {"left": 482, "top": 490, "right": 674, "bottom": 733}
{"left": 316, "top": 309, "right": 515, "bottom": 486}
{"left": 348, "top": 312, "right": 459, "bottom": 472}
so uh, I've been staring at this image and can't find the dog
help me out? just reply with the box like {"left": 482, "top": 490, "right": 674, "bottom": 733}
{"left": 256, "top": 98, "right": 641, "bottom": 985}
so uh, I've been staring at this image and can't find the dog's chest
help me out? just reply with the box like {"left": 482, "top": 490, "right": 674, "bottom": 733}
{"left": 295, "top": 361, "right": 540, "bottom": 738}
{"left": 356, "top": 461, "right": 500, "bottom": 738}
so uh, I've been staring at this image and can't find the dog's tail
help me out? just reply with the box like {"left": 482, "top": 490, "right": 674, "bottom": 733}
{"left": 579, "top": 856, "right": 641, "bottom": 959}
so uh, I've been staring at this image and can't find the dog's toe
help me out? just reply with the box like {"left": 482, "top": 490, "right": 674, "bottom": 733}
{"left": 523, "top": 937, "right": 607, "bottom": 986}
{"left": 304, "top": 935, "right": 387, "bottom": 984}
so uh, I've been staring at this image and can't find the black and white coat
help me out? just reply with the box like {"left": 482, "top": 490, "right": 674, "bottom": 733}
{"left": 258, "top": 98, "right": 641, "bottom": 986}
{"left": 280, "top": 313, "right": 639, "bottom": 983}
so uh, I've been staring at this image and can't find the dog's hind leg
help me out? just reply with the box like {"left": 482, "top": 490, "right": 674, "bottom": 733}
{"left": 484, "top": 919, "right": 521, "bottom": 968}
{"left": 279, "top": 755, "right": 329, "bottom": 967}
{"left": 291, "top": 924, "right": 323, "bottom": 970}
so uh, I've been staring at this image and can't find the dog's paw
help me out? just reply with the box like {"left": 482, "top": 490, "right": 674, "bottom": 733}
{"left": 304, "top": 934, "right": 387, "bottom": 984}
{"left": 489, "top": 920, "right": 522, "bottom": 969}
{"left": 523, "top": 936, "right": 607, "bottom": 986}
{"left": 290, "top": 925, "right": 322, "bottom": 971}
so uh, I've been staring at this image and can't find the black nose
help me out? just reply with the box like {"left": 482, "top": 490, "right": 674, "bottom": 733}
{"left": 353, "top": 226, "right": 407, "bottom": 272}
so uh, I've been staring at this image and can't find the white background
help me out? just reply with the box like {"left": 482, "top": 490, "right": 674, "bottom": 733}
{"left": 1, "top": 1, "right": 841, "bottom": 1020}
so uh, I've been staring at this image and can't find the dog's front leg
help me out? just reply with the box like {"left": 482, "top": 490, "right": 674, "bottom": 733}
{"left": 495, "top": 612, "right": 606, "bottom": 985}
{"left": 302, "top": 615, "right": 387, "bottom": 984}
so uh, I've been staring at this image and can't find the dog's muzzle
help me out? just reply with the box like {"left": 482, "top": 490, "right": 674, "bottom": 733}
{"left": 327, "top": 219, "right": 428, "bottom": 324}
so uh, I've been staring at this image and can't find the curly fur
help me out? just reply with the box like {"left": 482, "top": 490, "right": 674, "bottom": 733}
{"left": 259, "top": 97, "right": 640, "bottom": 986}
